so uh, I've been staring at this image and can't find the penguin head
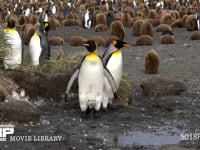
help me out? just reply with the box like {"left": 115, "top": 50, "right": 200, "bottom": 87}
{"left": 112, "top": 40, "right": 131, "bottom": 49}
{"left": 7, "top": 20, "right": 15, "bottom": 28}
{"left": 82, "top": 40, "right": 97, "bottom": 52}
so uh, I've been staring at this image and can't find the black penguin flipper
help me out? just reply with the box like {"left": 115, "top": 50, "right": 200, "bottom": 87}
{"left": 39, "top": 33, "right": 50, "bottom": 64}
{"left": 65, "top": 55, "right": 87, "bottom": 97}
{"left": 102, "top": 42, "right": 117, "bottom": 66}
{"left": 103, "top": 67, "right": 118, "bottom": 94}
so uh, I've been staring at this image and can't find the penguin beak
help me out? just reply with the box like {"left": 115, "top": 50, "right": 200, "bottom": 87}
{"left": 123, "top": 43, "right": 132, "bottom": 47}
{"left": 82, "top": 43, "right": 89, "bottom": 47}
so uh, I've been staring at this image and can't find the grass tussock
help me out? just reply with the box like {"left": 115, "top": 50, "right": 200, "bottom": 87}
{"left": 117, "top": 73, "right": 133, "bottom": 106}
{"left": 0, "top": 26, "right": 11, "bottom": 61}
{"left": 21, "top": 54, "right": 82, "bottom": 73}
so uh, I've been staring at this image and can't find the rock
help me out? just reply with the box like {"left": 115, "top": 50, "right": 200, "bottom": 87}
{"left": 140, "top": 77, "right": 187, "bottom": 97}
{"left": 0, "top": 99, "right": 41, "bottom": 123}
{"left": 151, "top": 96, "right": 178, "bottom": 111}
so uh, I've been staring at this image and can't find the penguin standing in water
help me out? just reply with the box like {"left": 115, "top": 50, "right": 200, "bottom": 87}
{"left": 3, "top": 19, "right": 24, "bottom": 70}
{"left": 28, "top": 19, "right": 50, "bottom": 66}
{"left": 102, "top": 40, "right": 131, "bottom": 109}
{"left": 83, "top": 7, "right": 93, "bottom": 29}
{"left": 65, "top": 40, "right": 118, "bottom": 118}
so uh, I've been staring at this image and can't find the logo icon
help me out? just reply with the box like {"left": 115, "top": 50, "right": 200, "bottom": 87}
{"left": 0, "top": 125, "right": 14, "bottom": 141}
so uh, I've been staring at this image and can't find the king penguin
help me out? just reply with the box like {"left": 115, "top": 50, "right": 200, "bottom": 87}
{"left": 28, "top": 19, "right": 50, "bottom": 66}
{"left": 3, "top": 19, "right": 24, "bottom": 70}
{"left": 65, "top": 40, "right": 118, "bottom": 118}
{"left": 39, "top": 10, "right": 50, "bottom": 36}
{"left": 196, "top": 10, "right": 200, "bottom": 30}
{"left": 101, "top": 40, "right": 131, "bottom": 109}
{"left": 83, "top": 7, "right": 93, "bottom": 29}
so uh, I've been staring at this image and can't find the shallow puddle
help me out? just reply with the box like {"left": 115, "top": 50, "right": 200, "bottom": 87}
{"left": 118, "top": 131, "right": 181, "bottom": 148}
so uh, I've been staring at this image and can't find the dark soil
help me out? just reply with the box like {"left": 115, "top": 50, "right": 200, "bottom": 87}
{"left": 0, "top": 24, "right": 200, "bottom": 150}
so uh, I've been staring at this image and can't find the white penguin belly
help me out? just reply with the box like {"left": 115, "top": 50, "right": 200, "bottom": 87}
{"left": 106, "top": 52, "right": 123, "bottom": 88}
{"left": 3, "top": 31, "right": 22, "bottom": 69}
{"left": 84, "top": 12, "right": 91, "bottom": 29}
{"left": 102, "top": 51, "right": 123, "bottom": 108}
{"left": 78, "top": 59, "right": 104, "bottom": 111}
{"left": 29, "top": 33, "right": 42, "bottom": 66}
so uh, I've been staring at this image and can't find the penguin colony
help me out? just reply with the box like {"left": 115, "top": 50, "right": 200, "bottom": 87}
{"left": 1, "top": 0, "right": 200, "bottom": 118}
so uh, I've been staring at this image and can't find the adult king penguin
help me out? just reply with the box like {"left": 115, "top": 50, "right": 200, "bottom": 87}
{"left": 3, "top": 19, "right": 24, "bottom": 70}
{"left": 28, "top": 18, "right": 50, "bottom": 66}
{"left": 102, "top": 40, "right": 131, "bottom": 109}
{"left": 83, "top": 7, "right": 93, "bottom": 29}
{"left": 65, "top": 40, "right": 118, "bottom": 118}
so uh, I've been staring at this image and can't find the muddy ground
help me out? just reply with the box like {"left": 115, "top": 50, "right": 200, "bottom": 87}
{"left": 0, "top": 24, "right": 200, "bottom": 150}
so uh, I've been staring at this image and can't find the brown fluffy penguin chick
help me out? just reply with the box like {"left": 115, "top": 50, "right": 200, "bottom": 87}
{"left": 181, "top": 15, "right": 189, "bottom": 28}
{"left": 29, "top": 14, "right": 38, "bottom": 25}
{"left": 91, "top": 35, "right": 105, "bottom": 47}
{"left": 156, "top": 24, "right": 172, "bottom": 32}
{"left": 171, "top": 19, "right": 183, "bottom": 28}
{"left": 160, "top": 13, "right": 173, "bottom": 25}
{"left": 49, "top": 36, "right": 64, "bottom": 46}
{"left": 94, "top": 24, "right": 107, "bottom": 32}
{"left": 132, "top": 19, "right": 144, "bottom": 36}
{"left": 148, "top": 10, "right": 158, "bottom": 19}
{"left": 185, "top": 15, "right": 197, "bottom": 31}
{"left": 104, "top": 36, "right": 119, "bottom": 47}
{"left": 136, "top": 35, "right": 154, "bottom": 46}
{"left": 69, "top": 36, "right": 87, "bottom": 46}
{"left": 62, "top": 19, "right": 79, "bottom": 26}
{"left": 18, "top": 15, "right": 28, "bottom": 26}
{"left": 122, "top": 12, "right": 132, "bottom": 28}
{"left": 110, "top": 20, "right": 125, "bottom": 40}
{"left": 23, "top": 24, "right": 35, "bottom": 45}
{"left": 140, "top": 21, "right": 153, "bottom": 37}
{"left": 67, "top": 12, "right": 78, "bottom": 20}
{"left": 49, "top": 16, "right": 60, "bottom": 30}
{"left": 190, "top": 31, "right": 200, "bottom": 40}
{"left": 145, "top": 50, "right": 160, "bottom": 74}
{"left": 160, "top": 35, "right": 175, "bottom": 44}
{"left": 95, "top": 12, "right": 107, "bottom": 25}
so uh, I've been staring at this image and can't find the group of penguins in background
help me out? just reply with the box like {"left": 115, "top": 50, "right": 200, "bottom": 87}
{"left": 2, "top": 0, "right": 200, "bottom": 118}
{"left": 3, "top": 11, "right": 50, "bottom": 69}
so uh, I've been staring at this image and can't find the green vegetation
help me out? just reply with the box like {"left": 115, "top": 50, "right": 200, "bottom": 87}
{"left": 0, "top": 26, "right": 11, "bottom": 61}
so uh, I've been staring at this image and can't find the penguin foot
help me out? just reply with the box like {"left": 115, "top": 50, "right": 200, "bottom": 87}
{"left": 107, "top": 103, "right": 115, "bottom": 111}
{"left": 81, "top": 108, "right": 91, "bottom": 119}
{"left": 64, "top": 93, "right": 68, "bottom": 101}
{"left": 81, "top": 111, "right": 87, "bottom": 119}
{"left": 102, "top": 107, "right": 108, "bottom": 113}
{"left": 91, "top": 108, "right": 100, "bottom": 119}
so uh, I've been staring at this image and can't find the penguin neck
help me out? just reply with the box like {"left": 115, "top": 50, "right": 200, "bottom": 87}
{"left": 88, "top": 51, "right": 97, "bottom": 56}
{"left": 112, "top": 49, "right": 121, "bottom": 56}
{"left": 5, "top": 27, "right": 16, "bottom": 33}
{"left": 108, "top": 42, "right": 120, "bottom": 54}
{"left": 86, "top": 52, "right": 99, "bottom": 62}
